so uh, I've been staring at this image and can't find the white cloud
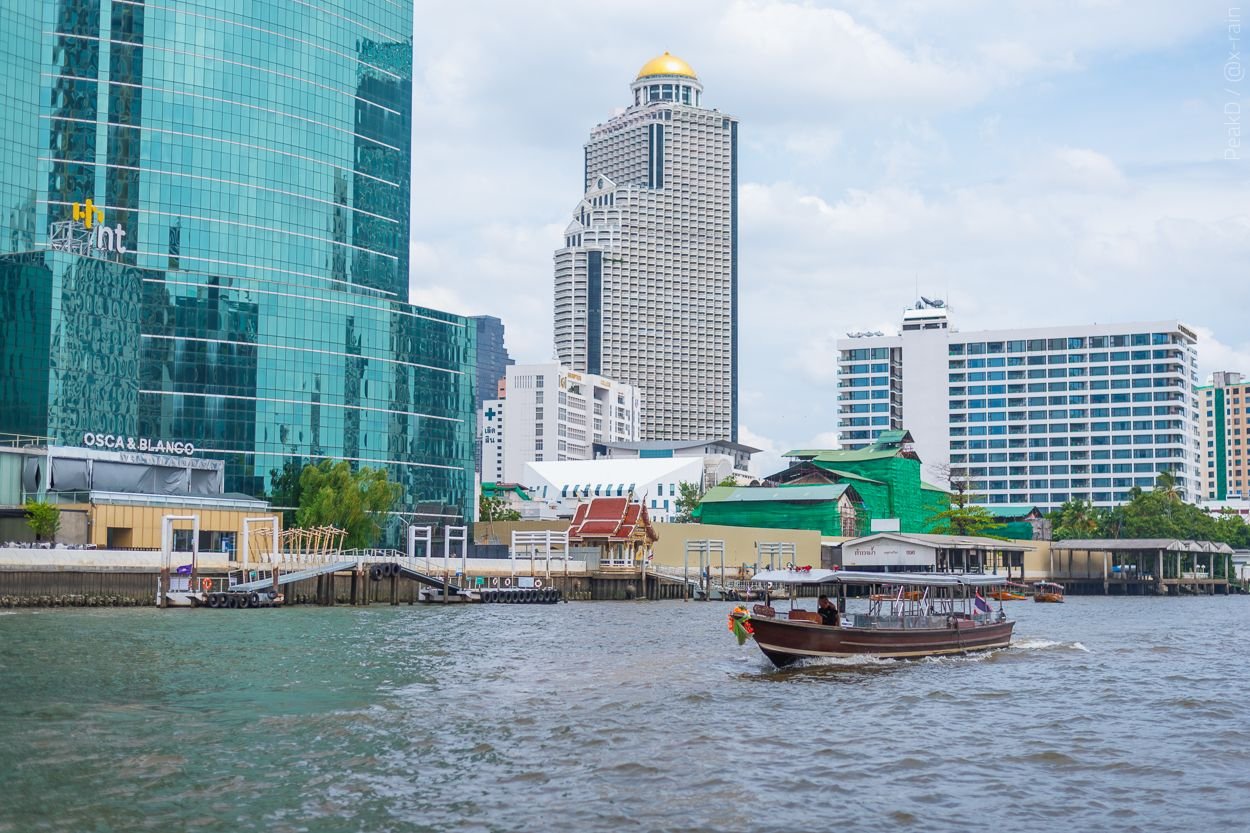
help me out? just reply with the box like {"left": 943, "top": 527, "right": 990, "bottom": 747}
{"left": 1194, "top": 327, "right": 1250, "bottom": 381}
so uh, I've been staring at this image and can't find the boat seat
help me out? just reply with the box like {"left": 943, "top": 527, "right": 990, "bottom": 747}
{"left": 787, "top": 610, "right": 822, "bottom": 623}
{"left": 752, "top": 604, "right": 776, "bottom": 617}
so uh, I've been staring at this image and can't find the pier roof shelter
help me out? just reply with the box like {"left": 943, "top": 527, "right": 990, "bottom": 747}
{"left": 567, "top": 497, "right": 657, "bottom": 571}
{"left": 832, "top": 532, "right": 1033, "bottom": 578}
{"left": 1050, "top": 539, "right": 1235, "bottom": 593}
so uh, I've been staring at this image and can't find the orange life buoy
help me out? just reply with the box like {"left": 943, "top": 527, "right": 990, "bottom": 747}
{"left": 200, "top": 577, "right": 212, "bottom": 592}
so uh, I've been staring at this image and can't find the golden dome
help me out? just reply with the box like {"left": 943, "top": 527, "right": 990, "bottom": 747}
{"left": 635, "top": 52, "right": 697, "bottom": 80}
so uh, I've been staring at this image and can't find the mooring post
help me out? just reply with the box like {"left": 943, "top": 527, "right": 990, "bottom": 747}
{"left": 158, "top": 567, "right": 169, "bottom": 609}
{"left": 390, "top": 571, "right": 399, "bottom": 606}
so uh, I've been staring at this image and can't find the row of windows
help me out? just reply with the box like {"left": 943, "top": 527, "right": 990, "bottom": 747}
{"left": 948, "top": 350, "right": 1185, "bottom": 369}
{"left": 948, "top": 333, "right": 1179, "bottom": 354}
{"left": 950, "top": 365, "right": 1183, "bottom": 381}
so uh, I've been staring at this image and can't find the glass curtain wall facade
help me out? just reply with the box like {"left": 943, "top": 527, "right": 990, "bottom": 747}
{"left": 0, "top": 1, "right": 475, "bottom": 533}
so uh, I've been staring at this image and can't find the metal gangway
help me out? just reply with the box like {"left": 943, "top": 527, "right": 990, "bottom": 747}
{"left": 228, "top": 520, "right": 470, "bottom": 597}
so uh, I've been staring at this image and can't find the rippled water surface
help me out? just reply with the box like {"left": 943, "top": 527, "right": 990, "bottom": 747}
{"left": 2, "top": 597, "right": 1249, "bottom": 832}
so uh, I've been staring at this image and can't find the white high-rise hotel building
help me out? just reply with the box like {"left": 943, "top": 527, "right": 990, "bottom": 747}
{"left": 554, "top": 53, "right": 738, "bottom": 441}
{"left": 836, "top": 302, "right": 1201, "bottom": 508}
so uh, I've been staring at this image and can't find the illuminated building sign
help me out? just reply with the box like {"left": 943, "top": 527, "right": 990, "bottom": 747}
{"left": 48, "top": 199, "right": 130, "bottom": 258}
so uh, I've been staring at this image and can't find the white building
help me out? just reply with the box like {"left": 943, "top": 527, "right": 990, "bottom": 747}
{"left": 553, "top": 52, "right": 738, "bottom": 442}
{"left": 595, "top": 439, "right": 758, "bottom": 484}
{"left": 836, "top": 301, "right": 1201, "bottom": 508}
{"left": 521, "top": 457, "right": 704, "bottom": 522}
{"left": 480, "top": 363, "right": 641, "bottom": 485}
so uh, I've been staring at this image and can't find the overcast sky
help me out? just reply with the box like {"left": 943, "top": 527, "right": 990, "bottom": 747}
{"left": 410, "top": 0, "right": 1250, "bottom": 474}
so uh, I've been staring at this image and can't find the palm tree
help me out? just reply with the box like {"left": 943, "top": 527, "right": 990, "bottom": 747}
{"left": 1154, "top": 470, "right": 1181, "bottom": 503}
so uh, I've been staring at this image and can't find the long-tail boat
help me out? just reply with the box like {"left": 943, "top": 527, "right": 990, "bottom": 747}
{"left": 734, "top": 569, "right": 1014, "bottom": 668}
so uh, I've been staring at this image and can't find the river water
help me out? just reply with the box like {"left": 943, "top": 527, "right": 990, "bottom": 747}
{"left": 1, "top": 597, "right": 1248, "bottom": 833}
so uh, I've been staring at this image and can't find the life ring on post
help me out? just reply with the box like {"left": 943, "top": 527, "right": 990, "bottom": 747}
{"left": 201, "top": 577, "right": 212, "bottom": 592}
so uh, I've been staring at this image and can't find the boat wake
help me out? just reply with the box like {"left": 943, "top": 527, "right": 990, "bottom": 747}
{"left": 1012, "top": 638, "right": 1091, "bottom": 653}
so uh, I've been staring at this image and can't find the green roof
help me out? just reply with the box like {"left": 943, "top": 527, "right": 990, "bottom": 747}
{"left": 811, "top": 449, "right": 899, "bottom": 464}
{"left": 874, "top": 429, "right": 912, "bottom": 445}
{"left": 700, "top": 484, "right": 852, "bottom": 504}
{"left": 819, "top": 468, "right": 885, "bottom": 485}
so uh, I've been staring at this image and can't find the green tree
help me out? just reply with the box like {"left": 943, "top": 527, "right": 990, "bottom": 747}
{"left": 295, "top": 460, "right": 401, "bottom": 549}
{"left": 479, "top": 493, "right": 521, "bottom": 523}
{"left": 927, "top": 504, "right": 998, "bottom": 537}
{"left": 1049, "top": 498, "right": 1104, "bottom": 540}
{"left": 717, "top": 476, "right": 738, "bottom": 487}
{"left": 267, "top": 457, "right": 305, "bottom": 527}
{"left": 23, "top": 500, "right": 61, "bottom": 542}
{"left": 673, "top": 481, "right": 703, "bottom": 523}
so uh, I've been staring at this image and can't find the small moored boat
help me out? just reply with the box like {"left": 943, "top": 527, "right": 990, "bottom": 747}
{"left": 734, "top": 569, "right": 1015, "bottom": 668}
{"left": 1033, "top": 581, "right": 1065, "bottom": 603}
{"left": 990, "top": 582, "right": 1030, "bottom": 601}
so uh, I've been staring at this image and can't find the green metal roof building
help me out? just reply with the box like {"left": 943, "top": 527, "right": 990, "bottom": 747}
{"left": 769, "top": 430, "right": 950, "bottom": 534}
{"left": 693, "top": 483, "right": 864, "bottom": 537}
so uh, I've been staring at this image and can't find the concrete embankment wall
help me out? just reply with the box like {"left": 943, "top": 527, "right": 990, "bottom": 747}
{"left": 0, "top": 570, "right": 155, "bottom": 606}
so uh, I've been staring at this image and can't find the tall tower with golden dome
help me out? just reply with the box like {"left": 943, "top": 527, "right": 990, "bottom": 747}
{"left": 554, "top": 53, "right": 739, "bottom": 443}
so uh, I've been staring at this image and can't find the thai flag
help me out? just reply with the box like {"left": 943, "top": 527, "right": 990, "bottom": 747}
{"left": 974, "top": 590, "right": 993, "bottom": 615}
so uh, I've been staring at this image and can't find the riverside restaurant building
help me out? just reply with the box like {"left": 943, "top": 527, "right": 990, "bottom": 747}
{"left": 0, "top": 2, "right": 475, "bottom": 537}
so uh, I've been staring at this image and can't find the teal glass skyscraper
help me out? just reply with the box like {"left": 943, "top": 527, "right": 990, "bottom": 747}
{"left": 0, "top": 1, "right": 475, "bottom": 529}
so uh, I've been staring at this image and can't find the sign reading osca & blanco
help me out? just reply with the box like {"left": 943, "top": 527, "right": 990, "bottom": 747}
{"left": 83, "top": 433, "right": 195, "bottom": 456}
{"left": 48, "top": 199, "right": 131, "bottom": 259}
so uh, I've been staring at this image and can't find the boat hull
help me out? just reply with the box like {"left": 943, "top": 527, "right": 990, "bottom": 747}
{"left": 748, "top": 617, "right": 1015, "bottom": 668}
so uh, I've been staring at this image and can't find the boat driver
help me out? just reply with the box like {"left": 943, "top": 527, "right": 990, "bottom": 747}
{"left": 817, "top": 595, "right": 840, "bottom": 627}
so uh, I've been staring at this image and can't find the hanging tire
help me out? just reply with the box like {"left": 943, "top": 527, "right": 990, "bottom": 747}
{"left": 525, "top": 589, "right": 537, "bottom": 603}
{"left": 247, "top": 592, "right": 260, "bottom": 608}
{"left": 370, "top": 565, "right": 383, "bottom": 581}
{"left": 207, "top": 593, "right": 221, "bottom": 609}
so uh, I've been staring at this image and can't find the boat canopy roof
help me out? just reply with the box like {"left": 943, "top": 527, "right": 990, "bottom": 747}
{"left": 750, "top": 569, "right": 1008, "bottom": 588}
{"left": 1034, "top": 581, "right": 1064, "bottom": 590}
